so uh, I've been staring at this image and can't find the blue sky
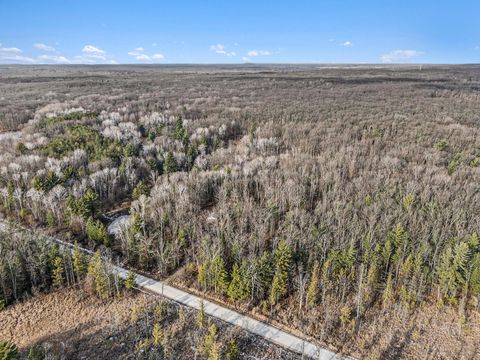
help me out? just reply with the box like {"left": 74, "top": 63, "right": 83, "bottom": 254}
{"left": 1, "top": 0, "right": 479, "bottom": 64}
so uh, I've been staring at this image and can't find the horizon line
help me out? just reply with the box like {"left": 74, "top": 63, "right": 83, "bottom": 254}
{"left": 1, "top": 62, "right": 479, "bottom": 66}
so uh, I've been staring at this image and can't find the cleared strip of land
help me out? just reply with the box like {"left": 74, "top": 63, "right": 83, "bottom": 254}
{"left": 114, "top": 266, "right": 345, "bottom": 359}
{"left": 0, "top": 221, "right": 348, "bottom": 359}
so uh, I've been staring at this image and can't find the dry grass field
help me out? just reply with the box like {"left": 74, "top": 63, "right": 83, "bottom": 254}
{"left": 0, "top": 285, "right": 298, "bottom": 359}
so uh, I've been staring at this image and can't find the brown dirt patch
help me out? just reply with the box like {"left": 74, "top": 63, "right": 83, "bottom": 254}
{"left": 0, "top": 286, "right": 143, "bottom": 353}
{"left": 0, "top": 287, "right": 300, "bottom": 359}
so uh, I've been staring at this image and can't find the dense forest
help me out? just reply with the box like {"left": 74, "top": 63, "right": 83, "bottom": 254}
{"left": 0, "top": 65, "right": 479, "bottom": 358}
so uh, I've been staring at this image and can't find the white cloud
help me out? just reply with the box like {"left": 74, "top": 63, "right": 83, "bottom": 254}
{"left": 381, "top": 49, "right": 424, "bottom": 63}
{"left": 247, "top": 50, "right": 272, "bottom": 57}
{"left": 210, "top": 44, "right": 225, "bottom": 53}
{"left": 0, "top": 49, "right": 73, "bottom": 64}
{"left": 210, "top": 44, "right": 236, "bottom": 56}
{"left": 34, "top": 43, "right": 55, "bottom": 52}
{"left": 0, "top": 43, "right": 74, "bottom": 64}
{"left": 342, "top": 41, "right": 353, "bottom": 47}
{"left": 135, "top": 54, "right": 150, "bottom": 61}
{"left": 83, "top": 53, "right": 106, "bottom": 60}
{"left": 73, "top": 56, "right": 97, "bottom": 64}
{"left": 82, "top": 45, "right": 105, "bottom": 55}
{"left": 79, "top": 45, "right": 107, "bottom": 62}
{"left": 38, "top": 55, "right": 71, "bottom": 64}
{"left": 128, "top": 47, "right": 147, "bottom": 57}
{"left": 73, "top": 49, "right": 109, "bottom": 64}
{"left": 0, "top": 46, "right": 22, "bottom": 53}
{"left": 0, "top": 54, "right": 35, "bottom": 63}
{"left": 127, "top": 47, "right": 164, "bottom": 61}
{"left": 242, "top": 56, "right": 251, "bottom": 62}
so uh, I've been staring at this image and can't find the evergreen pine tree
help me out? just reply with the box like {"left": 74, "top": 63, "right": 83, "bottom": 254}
{"left": 174, "top": 116, "right": 187, "bottom": 141}
{"left": 48, "top": 244, "right": 61, "bottom": 270}
{"left": 178, "top": 306, "right": 186, "bottom": 322}
{"left": 201, "top": 323, "right": 219, "bottom": 360}
{"left": 123, "top": 143, "right": 135, "bottom": 157}
{"left": 210, "top": 255, "right": 229, "bottom": 294}
{"left": 152, "top": 323, "right": 164, "bottom": 347}
{"left": 0, "top": 340, "right": 18, "bottom": 360}
{"left": 86, "top": 217, "right": 110, "bottom": 247}
{"left": 88, "top": 251, "right": 109, "bottom": 299}
{"left": 227, "top": 263, "right": 242, "bottom": 301}
{"left": 274, "top": 240, "right": 293, "bottom": 274}
{"left": 227, "top": 262, "right": 250, "bottom": 301}
{"left": 164, "top": 152, "right": 178, "bottom": 174}
{"left": 52, "top": 256, "right": 64, "bottom": 287}
{"left": 198, "top": 263, "right": 207, "bottom": 290}
{"left": 269, "top": 241, "right": 292, "bottom": 305}
{"left": 306, "top": 260, "right": 320, "bottom": 306}
{"left": 132, "top": 180, "right": 150, "bottom": 200}
{"left": 390, "top": 223, "right": 408, "bottom": 266}
{"left": 383, "top": 271, "right": 394, "bottom": 309}
{"left": 125, "top": 270, "right": 137, "bottom": 290}
{"left": 466, "top": 233, "right": 480, "bottom": 297}
{"left": 5, "top": 181, "right": 14, "bottom": 210}
{"left": 208, "top": 341, "right": 220, "bottom": 360}
{"left": 437, "top": 241, "right": 470, "bottom": 302}
{"left": 73, "top": 241, "right": 87, "bottom": 280}
{"left": 253, "top": 252, "right": 274, "bottom": 301}
{"left": 269, "top": 271, "right": 285, "bottom": 305}
{"left": 196, "top": 301, "right": 206, "bottom": 328}
{"left": 226, "top": 339, "right": 240, "bottom": 360}
{"left": 46, "top": 212, "right": 56, "bottom": 228}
